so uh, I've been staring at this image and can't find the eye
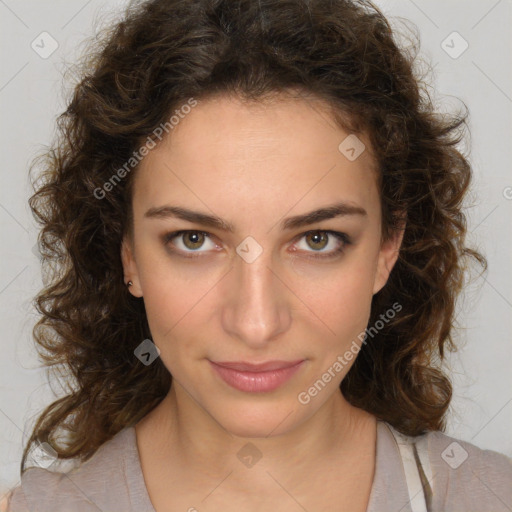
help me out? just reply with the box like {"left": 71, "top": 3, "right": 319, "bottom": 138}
{"left": 163, "top": 230, "right": 219, "bottom": 258}
{"left": 291, "top": 230, "right": 351, "bottom": 260}
{"left": 163, "top": 229, "right": 351, "bottom": 260}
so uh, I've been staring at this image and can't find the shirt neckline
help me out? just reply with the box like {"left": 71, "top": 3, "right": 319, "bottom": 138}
{"left": 121, "top": 419, "right": 411, "bottom": 512}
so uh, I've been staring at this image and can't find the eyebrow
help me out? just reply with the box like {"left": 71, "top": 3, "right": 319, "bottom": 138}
{"left": 144, "top": 201, "right": 367, "bottom": 232}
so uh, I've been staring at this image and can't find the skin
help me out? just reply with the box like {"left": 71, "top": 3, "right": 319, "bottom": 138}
{"left": 121, "top": 91, "right": 404, "bottom": 511}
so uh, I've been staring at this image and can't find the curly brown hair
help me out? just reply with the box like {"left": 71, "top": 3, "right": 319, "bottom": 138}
{"left": 21, "top": 0, "right": 486, "bottom": 473}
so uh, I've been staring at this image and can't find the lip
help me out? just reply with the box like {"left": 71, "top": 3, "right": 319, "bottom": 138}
{"left": 209, "top": 359, "right": 305, "bottom": 393}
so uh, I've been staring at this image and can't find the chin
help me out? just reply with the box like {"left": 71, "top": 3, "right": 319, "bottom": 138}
{"left": 208, "top": 398, "right": 303, "bottom": 438}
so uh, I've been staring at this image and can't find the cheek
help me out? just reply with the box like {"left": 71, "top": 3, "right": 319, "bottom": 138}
{"left": 138, "top": 274, "right": 201, "bottom": 377}
{"left": 289, "top": 260, "right": 378, "bottom": 368}
{"left": 292, "top": 254, "right": 377, "bottom": 325}
{"left": 135, "top": 248, "right": 190, "bottom": 341}
{"left": 317, "top": 275, "right": 372, "bottom": 346}
{"left": 135, "top": 248, "right": 220, "bottom": 366}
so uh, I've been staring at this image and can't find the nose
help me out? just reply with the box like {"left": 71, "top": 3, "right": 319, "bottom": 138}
{"left": 221, "top": 249, "right": 292, "bottom": 350}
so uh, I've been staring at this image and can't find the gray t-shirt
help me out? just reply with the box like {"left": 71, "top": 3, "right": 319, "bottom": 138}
{"left": 5, "top": 420, "right": 512, "bottom": 511}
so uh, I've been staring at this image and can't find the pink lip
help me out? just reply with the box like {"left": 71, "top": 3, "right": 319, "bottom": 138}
{"left": 209, "top": 359, "right": 305, "bottom": 393}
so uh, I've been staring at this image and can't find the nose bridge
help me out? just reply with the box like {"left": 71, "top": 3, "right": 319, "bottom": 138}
{"left": 222, "top": 242, "right": 290, "bottom": 346}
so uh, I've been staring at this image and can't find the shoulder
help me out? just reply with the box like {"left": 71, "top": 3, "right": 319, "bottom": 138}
{"left": 4, "top": 427, "right": 135, "bottom": 512}
{"left": 419, "top": 428, "right": 512, "bottom": 510}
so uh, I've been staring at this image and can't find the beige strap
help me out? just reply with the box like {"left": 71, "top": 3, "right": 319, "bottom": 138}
{"left": 413, "top": 434, "right": 433, "bottom": 508}
{"left": 388, "top": 426, "right": 429, "bottom": 512}
{"left": 414, "top": 434, "right": 433, "bottom": 486}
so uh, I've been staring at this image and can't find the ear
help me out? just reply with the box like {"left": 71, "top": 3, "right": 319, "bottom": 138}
{"left": 121, "top": 235, "right": 143, "bottom": 297}
{"left": 372, "top": 213, "right": 406, "bottom": 295}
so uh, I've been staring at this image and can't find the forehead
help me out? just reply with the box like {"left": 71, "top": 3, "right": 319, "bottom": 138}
{"left": 132, "top": 93, "right": 379, "bottom": 223}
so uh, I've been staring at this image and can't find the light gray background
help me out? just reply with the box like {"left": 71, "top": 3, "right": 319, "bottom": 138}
{"left": 1, "top": 0, "right": 511, "bottom": 495}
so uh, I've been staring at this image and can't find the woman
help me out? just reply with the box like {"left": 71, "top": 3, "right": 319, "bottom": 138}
{"left": 4, "top": 0, "right": 512, "bottom": 510}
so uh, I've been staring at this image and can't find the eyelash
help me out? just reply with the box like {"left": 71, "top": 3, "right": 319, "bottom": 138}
{"left": 163, "top": 230, "right": 351, "bottom": 260}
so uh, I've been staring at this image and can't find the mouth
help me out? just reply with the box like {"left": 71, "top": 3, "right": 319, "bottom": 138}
{"left": 208, "top": 359, "right": 305, "bottom": 393}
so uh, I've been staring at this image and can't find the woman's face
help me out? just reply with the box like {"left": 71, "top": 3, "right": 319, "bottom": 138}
{"left": 122, "top": 92, "right": 403, "bottom": 437}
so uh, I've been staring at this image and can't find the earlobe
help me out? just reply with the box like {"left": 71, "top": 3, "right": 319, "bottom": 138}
{"left": 121, "top": 236, "right": 143, "bottom": 297}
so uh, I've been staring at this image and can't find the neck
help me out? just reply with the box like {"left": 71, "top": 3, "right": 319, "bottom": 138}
{"left": 136, "top": 380, "right": 376, "bottom": 493}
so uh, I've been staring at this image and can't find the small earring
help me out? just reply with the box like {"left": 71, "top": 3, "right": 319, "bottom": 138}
{"left": 127, "top": 281, "right": 133, "bottom": 287}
